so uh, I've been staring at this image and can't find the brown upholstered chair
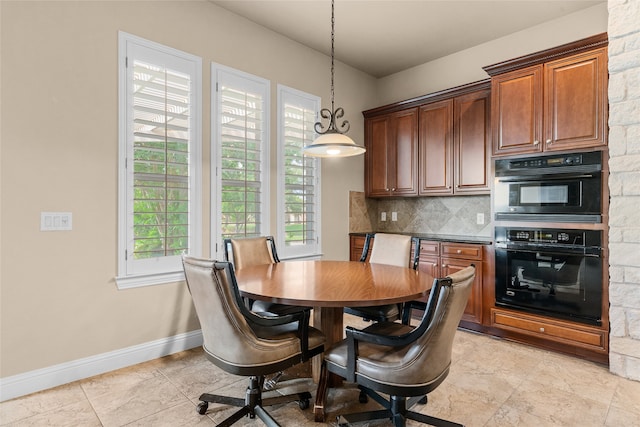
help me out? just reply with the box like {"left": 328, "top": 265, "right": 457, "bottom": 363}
{"left": 223, "top": 236, "right": 307, "bottom": 316}
{"left": 224, "top": 236, "right": 310, "bottom": 390}
{"left": 320, "top": 265, "right": 475, "bottom": 427}
{"left": 182, "top": 255, "right": 325, "bottom": 426}
{"left": 344, "top": 233, "right": 421, "bottom": 322}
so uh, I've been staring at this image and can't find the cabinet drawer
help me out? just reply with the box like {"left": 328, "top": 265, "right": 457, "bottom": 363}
{"left": 491, "top": 308, "right": 606, "bottom": 350}
{"left": 419, "top": 240, "right": 440, "bottom": 256}
{"left": 440, "top": 242, "right": 482, "bottom": 260}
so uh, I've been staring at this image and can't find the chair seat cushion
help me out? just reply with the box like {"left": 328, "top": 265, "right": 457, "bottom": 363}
{"left": 326, "top": 322, "right": 441, "bottom": 387}
{"left": 252, "top": 300, "right": 309, "bottom": 316}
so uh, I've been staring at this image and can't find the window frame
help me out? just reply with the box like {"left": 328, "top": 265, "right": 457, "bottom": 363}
{"left": 211, "top": 63, "right": 271, "bottom": 260}
{"left": 276, "top": 84, "right": 322, "bottom": 259}
{"left": 117, "top": 32, "right": 202, "bottom": 289}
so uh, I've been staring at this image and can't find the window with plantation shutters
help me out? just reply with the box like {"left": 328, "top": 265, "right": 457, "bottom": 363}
{"left": 211, "top": 64, "right": 270, "bottom": 259}
{"left": 117, "top": 32, "right": 202, "bottom": 288}
{"left": 277, "top": 85, "right": 321, "bottom": 259}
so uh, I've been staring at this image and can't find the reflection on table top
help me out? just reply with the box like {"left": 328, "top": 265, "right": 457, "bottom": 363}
{"left": 235, "top": 260, "right": 434, "bottom": 308}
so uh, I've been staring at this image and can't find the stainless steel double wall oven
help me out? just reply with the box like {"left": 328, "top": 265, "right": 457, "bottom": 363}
{"left": 493, "top": 151, "right": 604, "bottom": 326}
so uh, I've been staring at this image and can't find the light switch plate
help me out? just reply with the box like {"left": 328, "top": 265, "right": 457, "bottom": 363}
{"left": 476, "top": 213, "right": 485, "bottom": 225}
{"left": 381, "top": 212, "right": 387, "bottom": 221}
{"left": 391, "top": 212, "right": 398, "bottom": 221}
{"left": 41, "top": 212, "right": 72, "bottom": 231}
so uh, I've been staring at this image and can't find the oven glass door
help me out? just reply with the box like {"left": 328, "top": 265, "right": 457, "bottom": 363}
{"left": 494, "top": 175, "right": 601, "bottom": 218}
{"left": 495, "top": 248, "right": 602, "bottom": 325}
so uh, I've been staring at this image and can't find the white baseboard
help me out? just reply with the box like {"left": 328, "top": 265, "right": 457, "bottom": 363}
{"left": 0, "top": 330, "right": 203, "bottom": 402}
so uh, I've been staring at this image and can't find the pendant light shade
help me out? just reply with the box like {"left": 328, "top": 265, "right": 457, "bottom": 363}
{"left": 303, "top": 131, "right": 366, "bottom": 158}
{"left": 303, "top": 0, "right": 365, "bottom": 158}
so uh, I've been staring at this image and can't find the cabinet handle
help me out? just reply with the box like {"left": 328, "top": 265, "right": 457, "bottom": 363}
{"left": 392, "top": 188, "right": 396, "bottom": 191}
{"left": 433, "top": 263, "right": 438, "bottom": 268}
{"left": 456, "top": 249, "right": 462, "bottom": 254}
{"left": 533, "top": 140, "right": 540, "bottom": 146}
{"left": 539, "top": 327, "right": 545, "bottom": 333}
{"left": 442, "top": 264, "right": 447, "bottom": 268}
{"left": 546, "top": 139, "right": 552, "bottom": 144}
{"left": 385, "top": 188, "right": 389, "bottom": 191}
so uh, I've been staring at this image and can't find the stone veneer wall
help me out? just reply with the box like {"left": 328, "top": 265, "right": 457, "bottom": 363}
{"left": 608, "top": 0, "right": 640, "bottom": 380}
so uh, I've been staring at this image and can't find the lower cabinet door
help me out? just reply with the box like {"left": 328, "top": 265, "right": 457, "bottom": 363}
{"left": 441, "top": 258, "right": 483, "bottom": 324}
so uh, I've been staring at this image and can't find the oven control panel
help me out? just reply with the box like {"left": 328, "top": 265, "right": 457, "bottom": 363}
{"left": 496, "top": 227, "right": 602, "bottom": 248}
{"left": 508, "top": 229, "right": 581, "bottom": 244}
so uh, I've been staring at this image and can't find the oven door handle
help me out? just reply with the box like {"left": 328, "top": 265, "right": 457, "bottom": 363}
{"left": 496, "top": 174, "right": 595, "bottom": 183}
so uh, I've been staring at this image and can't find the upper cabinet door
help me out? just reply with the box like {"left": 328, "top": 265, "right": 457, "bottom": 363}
{"left": 366, "top": 116, "right": 392, "bottom": 197}
{"left": 364, "top": 109, "right": 418, "bottom": 197}
{"left": 544, "top": 48, "right": 608, "bottom": 152}
{"left": 454, "top": 89, "right": 491, "bottom": 194}
{"left": 419, "top": 99, "right": 453, "bottom": 195}
{"left": 390, "top": 109, "right": 419, "bottom": 196}
{"left": 491, "top": 65, "right": 543, "bottom": 156}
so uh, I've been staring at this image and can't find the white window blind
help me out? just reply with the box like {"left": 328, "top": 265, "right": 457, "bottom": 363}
{"left": 212, "top": 65, "right": 270, "bottom": 258}
{"left": 118, "top": 32, "right": 202, "bottom": 288}
{"left": 277, "top": 85, "right": 321, "bottom": 259}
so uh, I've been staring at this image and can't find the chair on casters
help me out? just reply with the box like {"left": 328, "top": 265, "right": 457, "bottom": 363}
{"left": 182, "top": 255, "right": 325, "bottom": 426}
{"left": 224, "top": 236, "right": 310, "bottom": 389}
{"left": 224, "top": 236, "right": 307, "bottom": 315}
{"left": 318, "top": 265, "right": 475, "bottom": 427}
{"left": 344, "top": 233, "right": 421, "bottom": 322}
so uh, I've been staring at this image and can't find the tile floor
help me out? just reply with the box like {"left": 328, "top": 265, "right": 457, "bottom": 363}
{"left": 2, "top": 315, "right": 640, "bottom": 426}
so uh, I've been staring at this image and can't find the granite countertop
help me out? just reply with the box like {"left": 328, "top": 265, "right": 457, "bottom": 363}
{"left": 349, "top": 231, "right": 493, "bottom": 245}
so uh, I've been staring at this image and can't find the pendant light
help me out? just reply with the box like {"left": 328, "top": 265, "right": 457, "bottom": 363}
{"left": 303, "top": 0, "right": 365, "bottom": 158}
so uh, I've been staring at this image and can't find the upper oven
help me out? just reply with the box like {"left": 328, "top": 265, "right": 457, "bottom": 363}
{"left": 494, "top": 151, "right": 602, "bottom": 223}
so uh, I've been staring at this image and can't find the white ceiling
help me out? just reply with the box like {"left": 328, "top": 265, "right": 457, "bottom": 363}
{"left": 211, "top": 0, "right": 604, "bottom": 78}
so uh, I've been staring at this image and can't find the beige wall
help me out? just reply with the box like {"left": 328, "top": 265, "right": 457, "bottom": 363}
{"left": 0, "top": 0, "right": 614, "bottom": 390}
{"left": 0, "top": 0, "right": 375, "bottom": 379}
{"left": 375, "top": 3, "right": 608, "bottom": 106}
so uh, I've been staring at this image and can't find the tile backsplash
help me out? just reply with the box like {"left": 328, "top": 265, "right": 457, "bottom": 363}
{"left": 349, "top": 191, "right": 491, "bottom": 237}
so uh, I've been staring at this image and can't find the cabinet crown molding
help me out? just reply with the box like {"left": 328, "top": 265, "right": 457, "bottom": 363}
{"left": 483, "top": 32, "right": 608, "bottom": 77}
{"left": 362, "top": 79, "right": 490, "bottom": 118}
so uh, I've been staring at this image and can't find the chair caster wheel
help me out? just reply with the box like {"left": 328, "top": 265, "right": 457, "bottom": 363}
{"left": 299, "top": 398, "right": 310, "bottom": 410}
{"left": 418, "top": 395, "right": 427, "bottom": 405}
{"left": 358, "top": 390, "right": 368, "bottom": 403}
{"left": 196, "top": 401, "right": 208, "bottom": 415}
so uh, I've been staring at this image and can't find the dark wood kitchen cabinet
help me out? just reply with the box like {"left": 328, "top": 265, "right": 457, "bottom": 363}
{"left": 364, "top": 80, "right": 490, "bottom": 198}
{"left": 417, "top": 241, "right": 484, "bottom": 325}
{"left": 485, "top": 33, "right": 608, "bottom": 156}
{"left": 350, "top": 235, "right": 484, "bottom": 326}
{"left": 365, "top": 108, "right": 418, "bottom": 197}
{"left": 419, "top": 89, "right": 490, "bottom": 195}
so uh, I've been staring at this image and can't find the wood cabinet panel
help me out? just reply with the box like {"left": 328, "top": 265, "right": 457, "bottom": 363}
{"left": 491, "top": 66, "right": 543, "bottom": 156}
{"left": 442, "top": 257, "right": 483, "bottom": 325}
{"left": 441, "top": 242, "right": 482, "bottom": 260}
{"left": 454, "top": 90, "right": 491, "bottom": 193}
{"left": 364, "top": 80, "right": 489, "bottom": 198}
{"left": 365, "top": 109, "right": 418, "bottom": 197}
{"left": 489, "top": 43, "right": 608, "bottom": 156}
{"left": 366, "top": 117, "right": 392, "bottom": 197}
{"left": 419, "top": 100, "right": 453, "bottom": 194}
{"left": 416, "top": 240, "right": 484, "bottom": 325}
{"left": 491, "top": 308, "right": 607, "bottom": 351}
{"left": 544, "top": 48, "right": 608, "bottom": 151}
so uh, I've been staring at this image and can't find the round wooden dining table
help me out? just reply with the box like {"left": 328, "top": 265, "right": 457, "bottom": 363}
{"left": 235, "top": 259, "right": 435, "bottom": 421}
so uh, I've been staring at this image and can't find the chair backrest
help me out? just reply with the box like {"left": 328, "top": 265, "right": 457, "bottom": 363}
{"left": 224, "top": 236, "right": 279, "bottom": 270}
{"left": 407, "top": 266, "right": 475, "bottom": 385}
{"left": 182, "top": 256, "right": 301, "bottom": 371}
{"left": 362, "top": 233, "right": 419, "bottom": 269}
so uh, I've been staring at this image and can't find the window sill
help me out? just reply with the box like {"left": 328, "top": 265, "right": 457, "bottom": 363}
{"left": 116, "top": 270, "right": 185, "bottom": 290}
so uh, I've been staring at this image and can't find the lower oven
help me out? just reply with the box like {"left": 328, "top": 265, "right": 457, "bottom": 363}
{"left": 495, "top": 227, "right": 603, "bottom": 326}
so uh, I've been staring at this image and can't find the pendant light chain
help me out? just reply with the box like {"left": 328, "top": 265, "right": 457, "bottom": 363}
{"left": 330, "top": 0, "right": 335, "bottom": 115}
{"left": 303, "top": 0, "right": 364, "bottom": 157}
